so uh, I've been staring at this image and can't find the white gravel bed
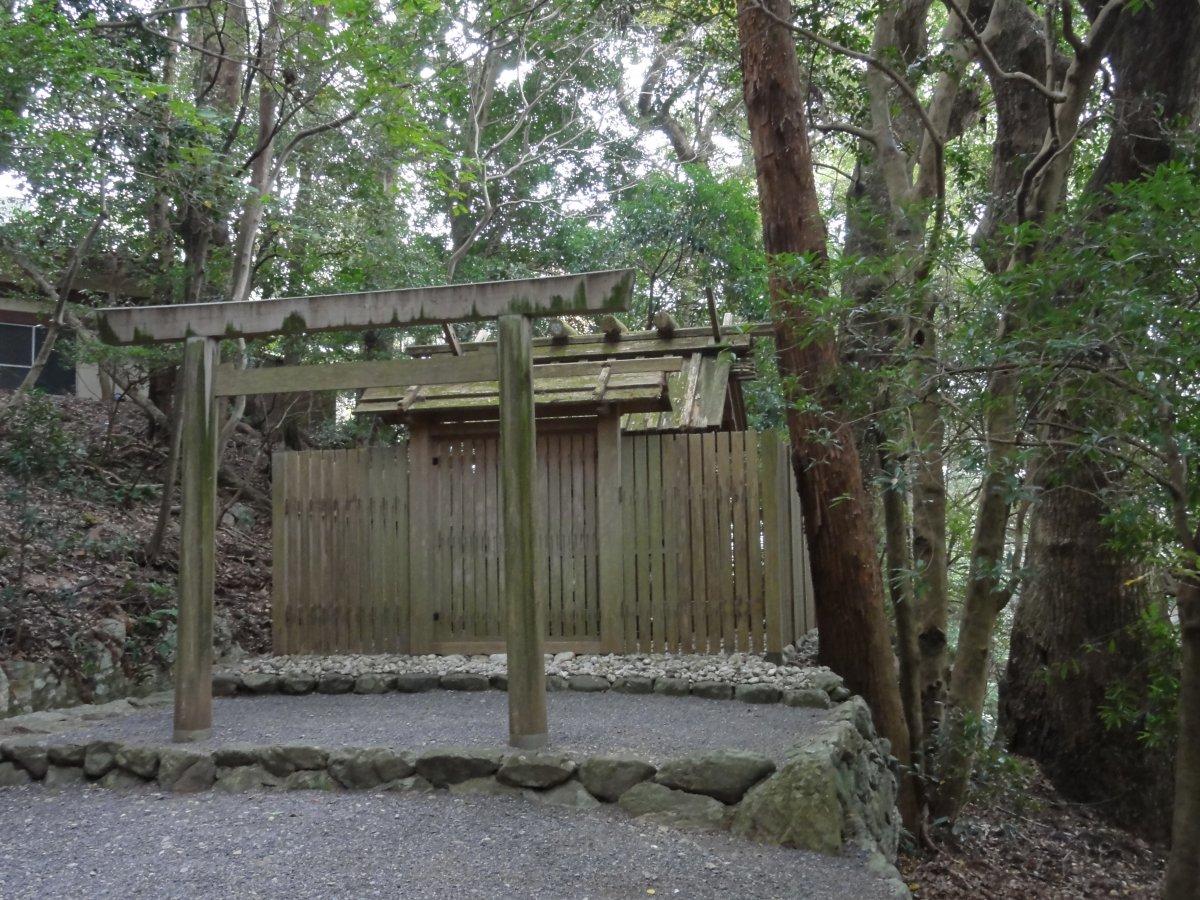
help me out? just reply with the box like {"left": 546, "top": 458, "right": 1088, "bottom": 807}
{"left": 230, "top": 644, "right": 840, "bottom": 694}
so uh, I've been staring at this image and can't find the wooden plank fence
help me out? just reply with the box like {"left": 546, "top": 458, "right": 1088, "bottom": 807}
{"left": 272, "top": 430, "right": 813, "bottom": 656}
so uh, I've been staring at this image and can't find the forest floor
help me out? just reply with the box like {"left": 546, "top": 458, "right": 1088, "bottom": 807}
{"left": 900, "top": 768, "right": 1166, "bottom": 898}
{"left": 0, "top": 390, "right": 1171, "bottom": 898}
{"left": 0, "top": 390, "right": 273, "bottom": 682}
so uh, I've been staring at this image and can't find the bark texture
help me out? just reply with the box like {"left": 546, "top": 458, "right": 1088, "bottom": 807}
{"left": 1166, "top": 573, "right": 1200, "bottom": 899}
{"left": 1000, "top": 454, "right": 1171, "bottom": 836}
{"left": 1000, "top": 0, "right": 1200, "bottom": 841}
{"left": 736, "top": 0, "right": 912, "bottom": 815}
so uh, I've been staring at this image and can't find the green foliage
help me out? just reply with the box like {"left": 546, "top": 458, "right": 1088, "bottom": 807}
{"left": 0, "top": 393, "right": 80, "bottom": 486}
{"left": 1099, "top": 607, "right": 1182, "bottom": 749}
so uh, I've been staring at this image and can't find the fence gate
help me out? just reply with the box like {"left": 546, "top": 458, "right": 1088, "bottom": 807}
{"left": 272, "top": 430, "right": 814, "bottom": 656}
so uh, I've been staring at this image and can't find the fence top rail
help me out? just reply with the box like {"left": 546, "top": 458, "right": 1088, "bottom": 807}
{"left": 95, "top": 269, "right": 635, "bottom": 345}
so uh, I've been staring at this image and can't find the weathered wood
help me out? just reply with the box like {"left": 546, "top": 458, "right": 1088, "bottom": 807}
{"left": 408, "top": 426, "right": 434, "bottom": 654}
{"left": 174, "top": 336, "right": 218, "bottom": 742}
{"left": 653, "top": 310, "right": 679, "bottom": 339}
{"left": 705, "top": 286, "right": 722, "bottom": 342}
{"left": 548, "top": 319, "right": 579, "bottom": 343}
{"left": 271, "top": 430, "right": 813, "bottom": 659}
{"left": 760, "top": 430, "right": 786, "bottom": 661}
{"left": 744, "top": 430, "right": 765, "bottom": 653}
{"left": 409, "top": 325, "right": 765, "bottom": 356}
{"left": 687, "top": 433, "right": 709, "bottom": 651}
{"left": 96, "top": 269, "right": 636, "bottom": 345}
{"left": 410, "top": 333, "right": 752, "bottom": 362}
{"left": 597, "top": 413, "right": 623, "bottom": 652}
{"left": 499, "top": 314, "right": 548, "bottom": 749}
{"left": 646, "top": 434, "right": 665, "bottom": 651}
{"left": 215, "top": 354, "right": 498, "bottom": 397}
{"left": 598, "top": 314, "right": 629, "bottom": 341}
{"left": 271, "top": 452, "right": 286, "bottom": 652}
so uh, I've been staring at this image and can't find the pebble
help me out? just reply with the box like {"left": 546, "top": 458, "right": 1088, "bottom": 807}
{"left": 227, "top": 634, "right": 836, "bottom": 697}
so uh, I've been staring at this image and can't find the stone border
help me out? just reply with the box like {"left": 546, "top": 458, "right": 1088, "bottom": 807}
{"left": 213, "top": 668, "right": 850, "bottom": 710}
{"left": 0, "top": 692, "right": 908, "bottom": 897}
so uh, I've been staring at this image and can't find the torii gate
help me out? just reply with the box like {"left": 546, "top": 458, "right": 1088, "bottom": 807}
{"left": 96, "top": 270, "right": 635, "bottom": 750}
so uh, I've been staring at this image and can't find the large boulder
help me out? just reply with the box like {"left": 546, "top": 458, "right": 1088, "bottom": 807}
{"left": 567, "top": 675, "right": 610, "bottom": 693}
{"left": 497, "top": 753, "right": 576, "bottom": 789}
{"left": 353, "top": 674, "right": 394, "bottom": 694}
{"left": 278, "top": 674, "right": 317, "bottom": 695}
{"left": 212, "top": 744, "right": 261, "bottom": 768}
{"left": 2, "top": 741, "right": 48, "bottom": 779}
{"left": 731, "top": 698, "right": 899, "bottom": 862}
{"left": 259, "top": 746, "right": 329, "bottom": 778}
{"left": 115, "top": 745, "right": 159, "bottom": 779}
{"left": 98, "top": 769, "right": 146, "bottom": 789}
{"left": 441, "top": 673, "right": 489, "bottom": 692}
{"left": 282, "top": 769, "right": 337, "bottom": 791}
{"left": 414, "top": 748, "right": 503, "bottom": 787}
{"left": 652, "top": 677, "right": 690, "bottom": 697}
{"left": 157, "top": 748, "right": 216, "bottom": 793}
{"left": 734, "top": 684, "right": 781, "bottom": 704}
{"left": 618, "top": 782, "right": 729, "bottom": 831}
{"left": 241, "top": 672, "right": 279, "bottom": 694}
{"left": 44, "top": 765, "right": 86, "bottom": 787}
{"left": 655, "top": 751, "right": 776, "bottom": 805}
{"left": 0, "top": 761, "right": 32, "bottom": 786}
{"left": 46, "top": 743, "right": 85, "bottom": 767}
{"left": 212, "top": 672, "right": 241, "bottom": 697}
{"left": 783, "top": 688, "right": 832, "bottom": 710}
{"left": 216, "top": 765, "right": 280, "bottom": 792}
{"left": 83, "top": 741, "right": 124, "bottom": 778}
{"left": 577, "top": 754, "right": 656, "bottom": 802}
{"left": 328, "top": 748, "right": 414, "bottom": 789}
{"left": 394, "top": 673, "right": 440, "bottom": 693}
{"left": 612, "top": 676, "right": 653, "bottom": 695}
{"left": 317, "top": 673, "right": 355, "bottom": 694}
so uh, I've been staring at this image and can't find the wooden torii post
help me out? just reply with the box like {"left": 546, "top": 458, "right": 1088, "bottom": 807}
{"left": 95, "top": 270, "right": 635, "bottom": 749}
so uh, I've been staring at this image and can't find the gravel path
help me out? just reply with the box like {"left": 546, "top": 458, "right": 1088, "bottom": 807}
{"left": 51, "top": 692, "right": 827, "bottom": 763}
{"left": 0, "top": 785, "right": 895, "bottom": 899}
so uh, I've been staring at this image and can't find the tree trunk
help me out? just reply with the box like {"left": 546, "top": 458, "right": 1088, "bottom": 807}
{"left": 1000, "top": 451, "right": 1171, "bottom": 836}
{"left": 1166, "top": 570, "right": 1200, "bottom": 899}
{"left": 1000, "top": 0, "right": 1200, "bottom": 839}
{"left": 736, "top": 0, "right": 914, "bottom": 821}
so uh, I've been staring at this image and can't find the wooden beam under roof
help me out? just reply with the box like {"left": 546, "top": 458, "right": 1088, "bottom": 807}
{"left": 355, "top": 366, "right": 671, "bottom": 416}
{"left": 94, "top": 269, "right": 635, "bottom": 345}
{"left": 408, "top": 333, "right": 753, "bottom": 363}
{"left": 213, "top": 354, "right": 683, "bottom": 398}
{"left": 406, "top": 322, "right": 770, "bottom": 357}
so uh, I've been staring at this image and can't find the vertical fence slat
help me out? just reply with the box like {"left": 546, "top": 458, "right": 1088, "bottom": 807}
{"left": 597, "top": 415, "right": 623, "bottom": 652}
{"left": 687, "top": 434, "right": 709, "bottom": 652}
{"left": 743, "top": 431, "right": 764, "bottom": 653}
{"left": 645, "top": 433, "right": 664, "bottom": 651}
{"left": 624, "top": 434, "right": 643, "bottom": 652}
{"left": 730, "top": 431, "right": 749, "bottom": 652}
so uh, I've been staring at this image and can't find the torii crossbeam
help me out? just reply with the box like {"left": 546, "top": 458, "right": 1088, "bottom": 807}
{"left": 96, "top": 269, "right": 635, "bottom": 750}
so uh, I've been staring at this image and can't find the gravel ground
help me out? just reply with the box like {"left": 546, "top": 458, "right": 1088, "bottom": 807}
{"left": 0, "top": 785, "right": 896, "bottom": 899}
{"left": 49, "top": 692, "right": 827, "bottom": 762}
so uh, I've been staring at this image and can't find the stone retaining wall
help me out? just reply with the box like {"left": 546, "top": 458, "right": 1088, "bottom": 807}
{"left": 0, "top": 693, "right": 899, "bottom": 867}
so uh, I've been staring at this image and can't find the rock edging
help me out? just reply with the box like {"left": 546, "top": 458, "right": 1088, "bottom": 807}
{"left": 212, "top": 665, "right": 847, "bottom": 712}
{"left": 0, "top": 704, "right": 901, "bottom": 876}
